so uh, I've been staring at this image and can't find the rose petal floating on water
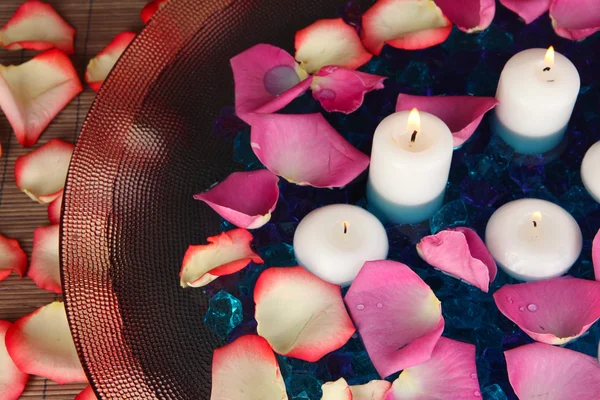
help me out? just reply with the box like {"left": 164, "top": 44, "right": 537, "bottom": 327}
{"left": 351, "top": 380, "right": 391, "bottom": 400}
{"left": 0, "top": 320, "right": 29, "bottom": 400}
{"left": 211, "top": 335, "right": 287, "bottom": 400}
{"left": 194, "top": 170, "right": 279, "bottom": 230}
{"left": 499, "top": 0, "right": 551, "bottom": 24}
{"left": 255, "top": 266, "right": 355, "bottom": 362}
{"left": 0, "top": 234, "right": 27, "bottom": 282}
{"left": 550, "top": 0, "right": 600, "bottom": 40}
{"left": 321, "top": 378, "right": 352, "bottom": 400}
{"left": 75, "top": 385, "right": 97, "bottom": 400}
{"left": 29, "top": 225, "right": 61, "bottom": 294}
{"left": 48, "top": 190, "right": 63, "bottom": 225}
{"left": 344, "top": 260, "right": 444, "bottom": 378}
{"left": 85, "top": 32, "right": 136, "bottom": 92}
{"left": 594, "top": 229, "right": 600, "bottom": 281}
{"left": 180, "top": 228, "right": 263, "bottom": 288}
{"left": 141, "top": 0, "right": 168, "bottom": 24}
{"left": 435, "top": 0, "right": 495, "bottom": 32}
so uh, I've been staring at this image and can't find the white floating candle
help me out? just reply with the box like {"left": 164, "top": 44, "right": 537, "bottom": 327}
{"left": 293, "top": 204, "right": 388, "bottom": 286}
{"left": 485, "top": 199, "right": 582, "bottom": 282}
{"left": 582, "top": 141, "right": 600, "bottom": 203}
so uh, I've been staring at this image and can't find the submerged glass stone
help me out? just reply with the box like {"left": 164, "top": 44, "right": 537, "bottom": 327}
{"left": 430, "top": 199, "right": 468, "bottom": 233}
{"left": 204, "top": 290, "right": 243, "bottom": 339}
{"left": 482, "top": 384, "right": 508, "bottom": 400}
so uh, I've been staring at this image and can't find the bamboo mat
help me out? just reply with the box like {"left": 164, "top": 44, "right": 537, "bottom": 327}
{"left": 0, "top": 1, "right": 148, "bottom": 398}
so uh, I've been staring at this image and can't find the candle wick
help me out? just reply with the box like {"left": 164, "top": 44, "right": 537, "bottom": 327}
{"left": 410, "top": 130, "right": 418, "bottom": 143}
{"left": 543, "top": 67, "right": 551, "bottom": 72}
{"left": 533, "top": 221, "right": 538, "bottom": 228}
{"left": 343, "top": 222, "right": 348, "bottom": 235}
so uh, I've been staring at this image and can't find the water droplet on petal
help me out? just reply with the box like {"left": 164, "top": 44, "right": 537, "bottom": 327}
{"left": 357, "top": 304, "right": 365, "bottom": 311}
{"left": 474, "top": 390, "right": 481, "bottom": 397}
{"left": 470, "top": 373, "right": 477, "bottom": 379}
{"left": 527, "top": 303, "right": 538, "bottom": 312}
{"left": 263, "top": 66, "right": 301, "bottom": 96}
{"left": 519, "top": 306, "right": 525, "bottom": 312}
{"left": 377, "top": 303, "right": 383, "bottom": 308}
{"left": 506, "top": 296, "right": 514, "bottom": 304}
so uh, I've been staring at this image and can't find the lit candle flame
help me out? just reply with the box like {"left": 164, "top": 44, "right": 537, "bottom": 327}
{"left": 407, "top": 108, "right": 420, "bottom": 143}
{"left": 343, "top": 221, "right": 349, "bottom": 235}
{"left": 544, "top": 46, "right": 554, "bottom": 70}
{"left": 532, "top": 211, "right": 542, "bottom": 228}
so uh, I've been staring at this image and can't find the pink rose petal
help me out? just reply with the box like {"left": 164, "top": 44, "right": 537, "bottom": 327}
{"left": 594, "top": 229, "right": 600, "bottom": 281}
{"left": 211, "top": 335, "right": 287, "bottom": 399}
{"left": 499, "top": 0, "right": 551, "bottom": 24}
{"left": 505, "top": 343, "right": 600, "bottom": 399}
{"left": 0, "top": 320, "right": 29, "bottom": 400}
{"left": 494, "top": 276, "right": 600, "bottom": 345}
{"left": 351, "top": 380, "right": 391, "bottom": 400}
{"left": 321, "top": 378, "right": 352, "bottom": 400}
{"left": 417, "top": 227, "right": 497, "bottom": 292}
{"left": 85, "top": 32, "right": 136, "bottom": 92}
{"left": 48, "top": 190, "right": 63, "bottom": 224}
{"left": 312, "top": 66, "right": 386, "bottom": 114}
{"left": 385, "top": 337, "right": 479, "bottom": 400}
{"left": 344, "top": 260, "right": 444, "bottom": 378}
{"left": 29, "top": 225, "right": 61, "bottom": 294}
{"left": 396, "top": 94, "right": 499, "bottom": 148}
{"left": 550, "top": 0, "right": 600, "bottom": 40}
{"left": 0, "top": 234, "right": 27, "bottom": 281}
{"left": 436, "top": 0, "right": 496, "bottom": 32}
{"left": 75, "top": 386, "right": 97, "bottom": 400}
{"left": 255, "top": 266, "right": 355, "bottom": 362}
{"left": 250, "top": 113, "right": 370, "bottom": 188}
{"left": 141, "top": 0, "right": 168, "bottom": 24}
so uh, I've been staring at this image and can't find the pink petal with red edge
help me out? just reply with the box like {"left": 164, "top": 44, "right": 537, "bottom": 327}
{"left": 594, "top": 229, "right": 600, "bottom": 281}
{"left": 251, "top": 113, "right": 369, "bottom": 188}
{"left": 0, "top": 1, "right": 75, "bottom": 54}
{"left": 396, "top": 94, "right": 498, "bottom": 148}
{"left": 255, "top": 266, "right": 355, "bottom": 362}
{"left": 194, "top": 170, "right": 279, "bottom": 229}
{"left": 312, "top": 66, "right": 386, "bottom": 114}
{"left": 0, "top": 50, "right": 82, "bottom": 147}
{"left": 75, "top": 385, "right": 97, "bottom": 400}
{"left": 0, "top": 234, "right": 27, "bottom": 281}
{"left": 5, "top": 301, "right": 87, "bottom": 384}
{"left": 14, "top": 139, "right": 73, "bottom": 203}
{"left": 385, "top": 337, "right": 479, "bottom": 400}
{"left": 211, "top": 335, "right": 286, "bottom": 399}
{"left": 417, "top": 227, "right": 497, "bottom": 292}
{"left": 321, "top": 378, "right": 352, "bottom": 400}
{"left": 550, "top": 0, "right": 600, "bottom": 40}
{"left": 295, "top": 18, "right": 372, "bottom": 74}
{"left": 29, "top": 225, "right": 62, "bottom": 294}
{"left": 231, "top": 44, "right": 312, "bottom": 124}
{"left": 180, "top": 228, "right": 263, "bottom": 288}
{"left": 48, "top": 190, "right": 63, "bottom": 224}
{"left": 85, "top": 32, "right": 136, "bottom": 92}
{"left": 344, "top": 260, "right": 444, "bottom": 378}
{"left": 499, "top": 0, "right": 551, "bottom": 24}
{"left": 436, "top": 0, "right": 495, "bottom": 32}
{"left": 494, "top": 277, "right": 600, "bottom": 345}
{"left": 506, "top": 343, "right": 600, "bottom": 399}
{"left": 141, "top": 0, "right": 168, "bottom": 24}
{"left": 0, "top": 321, "right": 29, "bottom": 400}
{"left": 351, "top": 380, "right": 391, "bottom": 400}
{"left": 361, "top": 0, "right": 452, "bottom": 55}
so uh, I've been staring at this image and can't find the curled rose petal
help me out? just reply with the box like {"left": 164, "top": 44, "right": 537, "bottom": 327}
{"left": 344, "top": 260, "right": 444, "bottom": 378}
{"left": 396, "top": 94, "right": 498, "bottom": 148}
{"left": 180, "top": 228, "right": 263, "bottom": 288}
{"left": 29, "top": 225, "right": 61, "bottom": 294}
{"left": 255, "top": 266, "right": 355, "bottom": 362}
{"left": 417, "top": 227, "right": 497, "bottom": 292}
{"left": 212, "top": 335, "right": 286, "bottom": 399}
{"left": 0, "top": 50, "right": 82, "bottom": 147}
{"left": 5, "top": 302, "right": 87, "bottom": 384}
{"left": 0, "top": 234, "right": 27, "bottom": 281}
{"left": 321, "top": 378, "right": 352, "bottom": 400}
{"left": 506, "top": 343, "right": 600, "bottom": 399}
{"left": 361, "top": 0, "right": 452, "bottom": 55}
{"left": 15, "top": 139, "right": 74, "bottom": 203}
{"left": 75, "top": 386, "right": 98, "bottom": 400}
{"left": 385, "top": 337, "right": 479, "bottom": 400}
{"left": 295, "top": 18, "right": 372, "bottom": 74}
{"left": 48, "top": 190, "right": 63, "bottom": 224}
{"left": 312, "top": 66, "right": 386, "bottom": 114}
{"left": 85, "top": 32, "right": 136, "bottom": 92}
{"left": 194, "top": 170, "right": 279, "bottom": 230}
{"left": 435, "top": 0, "right": 495, "bottom": 32}
{"left": 494, "top": 277, "right": 600, "bottom": 345}
{"left": 594, "top": 229, "right": 600, "bottom": 281}
{"left": 550, "top": 0, "right": 600, "bottom": 40}
{"left": 251, "top": 113, "right": 370, "bottom": 188}
{"left": 0, "top": 1, "right": 75, "bottom": 54}
{"left": 141, "top": 0, "right": 168, "bottom": 24}
{"left": 1, "top": 321, "right": 29, "bottom": 400}
{"left": 351, "top": 380, "right": 391, "bottom": 400}
{"left": 499, "top": 0, "right": 551, "bottom": 24}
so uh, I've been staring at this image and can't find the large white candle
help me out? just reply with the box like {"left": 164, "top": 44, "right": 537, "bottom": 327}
{"left": 485, "top": 199, "right": 582, "bottom": 282}
{"left": 293, "top": 204, "right": 388, "bottom": 286}
{"left": 582, "top": 141, "right": 600, "bottom": 203}
{"left": 494, "top": 47, "right": 580, "bottom": 155}
{"left": 367, "top": 109, "right": 454, "bottom": 225}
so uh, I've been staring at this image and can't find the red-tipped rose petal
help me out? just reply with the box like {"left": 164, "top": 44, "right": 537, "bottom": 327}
{"left": 85, "top": 32, "right": 136, "bottom": 92}
{"left": 194, "top": 170, "right": 279, "bottom": 229}
{"left": 494, "top": 277, "right": 600, "bottom": 345}
{"left": 417, "top": 227, "right": 497, "bottom": 292}
{"left": 180, "top": 228, "right": 263, "bottom": 288}
{"left": 251, "top": 113, "right": 369, "bottom": 188}
{"left": 396, "top": 94, "right": 498, "bottom": 148}
{"left": 5, "top": 302, "right": 86, "bottom": 384}
{"left": 321, "top": 378, "right": 352, "bottom": 400}
{"left": 344, "top": 260, "right": 444, "bottom": 378}
{"left": 29, "top": 225, "right": 61, "bottom": 293}
{"left": 14, "top": 139, "right": 73, "bottom": 203}
{"left": 312, "top": 66, "right": 386, "bottom": 114}
{"left": 211, "top": 335, "right": 286, "bottom": 399}
{"left": 351, "top": 380, "right": 391, "bottom": 400}
{"left": 141, "top": 0, "right": 168, "bottom": 24}
{"left": 0, "top": 234, "right": 27, "bottom": 281}
{"left": 385, "top": 337, "right": 479, "bottom": 400}
{"left": 0, "top": 1, "right": 75, "bottom": 54}
{"left": 550, "top": 0, "right": 600, "bottom": 40}
{"left": 75, "top": 386, "right": 97, "bottom": 400}
{"left": 0, "top": 50, "right": 82, "bottom": 147}
{"left": 0, "top": 321, "right": 29, "bottom": 400}
{"left": 436, "top": 0, "right": 495, "bottom": 32}
{"left": 295, "top": 18, "right": 372, "bottom": 74}
{"left": 506, "top": 343, "right": 600, "bottom": 399}
{"left": 255, "top": 266, "right": 355, "bottom": 362}
{"left": 361, "top": 0, "right": 452, "bottom": 55}
{"left": 594, "top": 229, "right": 600, "bottom": 281}
{"left": 499, "top": 0, "right": 551, "bottom": 24}
{"left": 48, "top": 190, "right": 63, "bottom": 224}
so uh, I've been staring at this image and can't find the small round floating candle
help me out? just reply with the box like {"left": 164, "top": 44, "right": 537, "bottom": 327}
{"left": 293, "top": 204, "right": 388, "bottom": 287}
{"left": 582, "top": 141, "right": 600, "bottom": 203}
{"left": 485, "top": 199, "right": 582, "bottom": 282}
{"left": 493, "top": 47, "right": 580, "bottom": 154}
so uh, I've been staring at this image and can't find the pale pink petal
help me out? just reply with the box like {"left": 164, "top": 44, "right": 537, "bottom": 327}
{"left": 396, "top": 94, "right": 499, "bottom": 148}
{"left": 417, "top": 227, "right": 497, "bottom": 292}
{"left": 255, "top": 266, "right": 355, "bottom": 362}
{"left": 494, "top": 277, "right": 600, "bottom": 345}
{"left": 321, "top": 378, "right": 352, "bottom": 400}
{"left": 180, "top": 229, "right": 263, "bottom": 288}
{"left": 75, "top": 386, "right": 97, "bottom": 400}
{"left": 194, "top": 170, "right": 279, "bottom": 230}
{"left": 594, "top": 229, "right": 600, "bottom": 281}
{"left": 0, "top": 234, "right": 27, "bottom": 281}
{"left": 295, "top": 18, "right": 372, "bottom": 73}
{"left": 211, "top": 335, "right": 287, "bottom": 399}
{"left": 312, "top": 66, "right": 386, "bottom": 114}
{"left": 250, "top": 113, "right": 370, "bottom": 188}
{"left": 344, "top": 260, "right": 444, "bottom": 378}
{"left": 141, "top": 0, "right": 168, "bottom": 24}
{"left": 29, "top": 225, "right": 61, "bottom": 294}
{"left": 351, "top": 380, "right": 391, "bottom": 400}
{"left": 506, "top": 343, "right": 600, "bottom": 399}
{"left": 436, "top": 0, "right": 496, "bottom": 32}
{"left": 48, "top": 190, "right": 63, "bottom": 224}
{"left": 385, "top": 337, "right": 480, "bottom": 400}
{"left": 499, "top": 0, "right": 551, "bottom": 24}
{"left": 550, "top": 0, "right": 600, "bottom": 40}
{"left": 85, "top": 32, "right": 136, "bottom": 92}
{"left": 0, "top": 320, "right": 29, "bottom": 400}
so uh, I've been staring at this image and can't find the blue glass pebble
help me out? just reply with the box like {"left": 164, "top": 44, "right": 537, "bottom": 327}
{"left": 430, "top": 199, "right": 468, "bottom": 233}
{"left": 482, "top": 384, "right": 508, "bottom": 400}
{"left": 204, "top": 290, "right": 243, "bottom": 339}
